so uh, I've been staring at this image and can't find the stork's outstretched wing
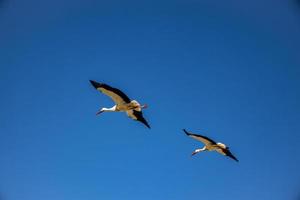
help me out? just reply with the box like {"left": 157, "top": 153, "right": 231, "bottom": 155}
{"left": 183, "top": 129, "right": 216, "bottom": 146}
{"left": 90, "top": 80, "right": 131, "bottom": 105}
{"left": 215, "top": 147, "right": 239, "bottom": 162}
{"left": 127, "top": 110, "right": 150, "bottom": 129}
{"left": 223, "top": 149, "right": 239, "bottom": 162}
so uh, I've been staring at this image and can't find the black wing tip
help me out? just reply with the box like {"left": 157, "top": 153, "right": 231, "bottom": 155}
{"left": 89, "top": 80, "right": 101, "bottom": 89}
{"left": 227, "top": 154, "right": 239, "bottom": 162}
{"left": 143, "top": 120, "right": 151, "bottom": 129}
{"left": 132, "top": 110, "right": 151, "bottom": 129}
{"left": 233, "top": 156, "right": 239, "bottom": 162}
{"left": 139, "top": 121, "right": 150, "bottom": 129}
{"left": 183, "top": 129, "right": 190, "bottom": 135}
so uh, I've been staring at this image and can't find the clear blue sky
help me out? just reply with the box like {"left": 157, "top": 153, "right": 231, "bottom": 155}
{"left": 1, "top": 0, "right": 300, "bottom": 199}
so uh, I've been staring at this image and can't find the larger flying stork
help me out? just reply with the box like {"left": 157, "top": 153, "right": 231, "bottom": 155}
{"left": 183, "top": 129, "right": 238, "bottom": 162}
{"left": 90, "top": 80, "right": 150, "bottom": 129}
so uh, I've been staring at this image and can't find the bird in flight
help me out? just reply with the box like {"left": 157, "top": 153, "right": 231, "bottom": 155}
{"left": 183, "top": 129, "right": 238, "bottom": 162}
{"left": 90, "top": 80, "right": 150, "bottom": 129}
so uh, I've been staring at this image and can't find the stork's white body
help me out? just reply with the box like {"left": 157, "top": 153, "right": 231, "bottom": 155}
{"left": 101, "top": 100, "right": 144, "bottom": 121}
{"left": 105, "top": 100, "right": 142, "bottom": 112}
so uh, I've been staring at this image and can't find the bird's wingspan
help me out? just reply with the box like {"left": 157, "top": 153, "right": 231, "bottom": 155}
{"left": 90, "top": 80, "right": 131, "bottom": 105}
{"left": 127, "top": 110, "right": 150, "bottom": 129}
{"left": 183, "top": 129, "right": 216, "bottom": 145}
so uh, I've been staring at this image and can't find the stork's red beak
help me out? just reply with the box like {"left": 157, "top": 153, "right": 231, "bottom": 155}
{"left": 142, "top": 104, "right": 148, "bottom": 109}
{"left": 191, "top": 151, "right": 198, "bottom": 156}
{"left": 96, "top": 110, "right": 104, "bottom": 115}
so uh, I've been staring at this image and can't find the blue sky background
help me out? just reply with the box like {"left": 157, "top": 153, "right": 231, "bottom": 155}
{"left": 1, "top": 0, "right": 300, "bottom": 199}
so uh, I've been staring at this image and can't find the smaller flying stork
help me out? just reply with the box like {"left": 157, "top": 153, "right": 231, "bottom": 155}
{"left": 90, "top": 80, "right": 150, "bottom": 129}
{"left": 183, "top": 129, "right": 238, "bottom": 162}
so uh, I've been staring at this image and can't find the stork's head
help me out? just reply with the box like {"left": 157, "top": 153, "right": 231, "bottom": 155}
{"left": 191, "top": 147, "right": 206, "bottom": 156}
{"left": 191, "top": 150, "right": 199, "bottom": 156}
{"left": 96, "top": 108, "right": 104, "bottom": 115}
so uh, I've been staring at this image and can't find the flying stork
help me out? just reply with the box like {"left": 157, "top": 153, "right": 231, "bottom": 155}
{"left": 90, "top": 80, "right": 150, "bottom": 129}
{"left": 183, "top": 129, "right": 238, "bottom": 162}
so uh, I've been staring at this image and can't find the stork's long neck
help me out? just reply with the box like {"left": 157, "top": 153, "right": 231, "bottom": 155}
{"left": 196, "top": 146, "right": 207, "bottom": 152}
{"left": 102, "top": 106, "right": 116, "bottom": 112}
{"left": 192, "top": 146, "right": 207, "bottom": 156}
{"left": 96, "top": 105, "right": 117, "bottom": 115}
